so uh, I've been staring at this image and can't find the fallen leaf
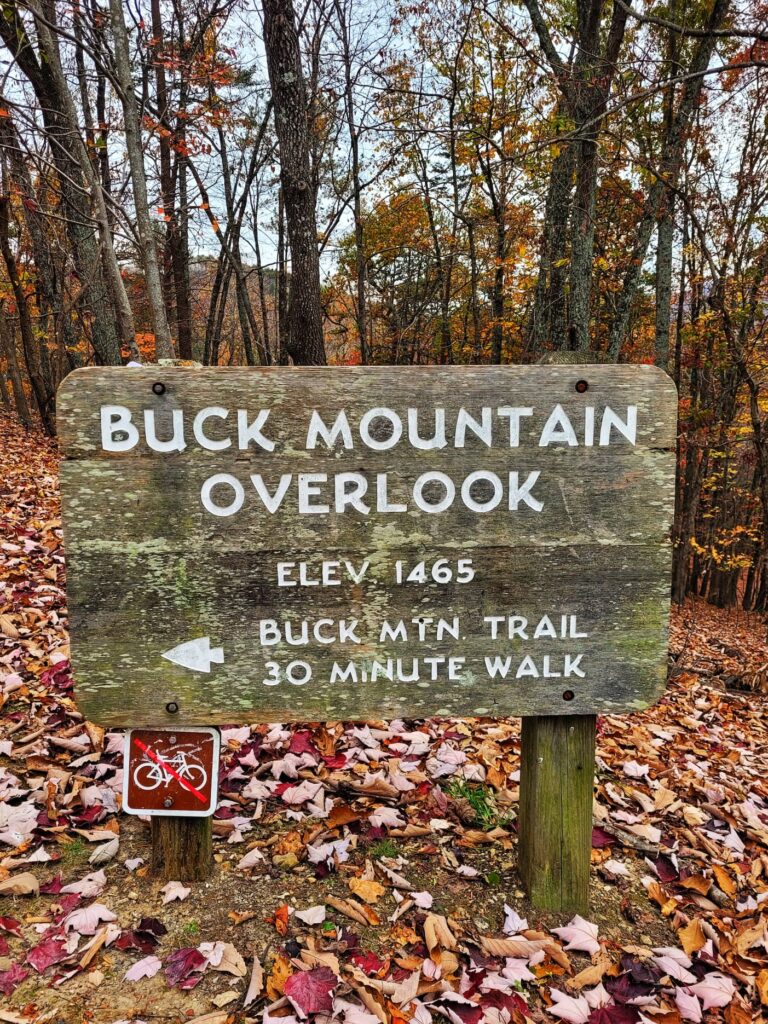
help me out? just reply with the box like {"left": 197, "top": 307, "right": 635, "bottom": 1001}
{"left": 349, "top": 878, "right": 386, "bottom": 904}
{"left": 284, "top": 965, "right": 337, "bottom": 1016}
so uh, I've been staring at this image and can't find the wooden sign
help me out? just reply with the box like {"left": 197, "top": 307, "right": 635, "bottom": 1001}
{"left": 123, "top": 727, "right": 219, "bottom": 816}
{"left": 57, "top": 365, "right": 677, "bottom": 727}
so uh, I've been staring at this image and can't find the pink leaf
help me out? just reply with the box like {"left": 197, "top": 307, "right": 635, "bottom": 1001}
{"left": 552, "top": 915, "right": 601, "bottom": 955}
{"left": 675, "top": 988, "right": 703, "bottom": 1022}
{"left": 160, "top": 881, "right": 190, "bottom": 904}
{"left": 61, "top": 869, "right": 107, "bottom": 899}
{"left": 26, "top": 935, "right": 69, "bottom": 973}
{"left": 689, "top": 973, "right": 735, "bottom": 1010}
{"left": 64, "top": 902, "right": 117, "bottom": 935}
{"left": 0, "top": 962, "right": 29, "bottom": 995}
{"left": 547, "top": 989, "right": 591, "bottom": 1024}
{"left": 164, "top": 946, "right": 206, "bottom": 988}
{"left": 124, "top": 955, "right": 162, "bottom": 982}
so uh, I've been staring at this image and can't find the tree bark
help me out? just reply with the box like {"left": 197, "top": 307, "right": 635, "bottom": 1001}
{"left": 0, "top": 1, "right": 130, "bottom": 365}
{"left": 607, "top": 0, "right": 732, "bottom": 359}
{"left": 0, "top": 197, "right": 55, "bottom": 434}
{"left": 109, "top": 0, "right": 174, "bottom": 360}
{"left": 0, "top": 308, "right": 32, "bottom": 427}
{"left": 262, "top": 0, "right": 326, "bottom": 365}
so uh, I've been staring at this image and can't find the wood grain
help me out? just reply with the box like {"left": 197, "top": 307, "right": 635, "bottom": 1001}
{"left": 518, "top": 715, "right": 596, "bottom": 913}
{"left": 57, "top": 365, "right": 677, "bottom": 727}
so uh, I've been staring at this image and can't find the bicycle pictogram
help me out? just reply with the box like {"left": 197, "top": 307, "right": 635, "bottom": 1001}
{"left": 132, "top": 746, "right": 208, "bottom": 792}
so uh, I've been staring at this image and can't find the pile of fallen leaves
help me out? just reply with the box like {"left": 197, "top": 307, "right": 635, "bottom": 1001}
{"left": 1, "top": 411, "right": 767, "bottom": 1024}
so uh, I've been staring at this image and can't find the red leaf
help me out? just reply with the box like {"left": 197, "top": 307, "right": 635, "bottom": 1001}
{"left": 0, "top": 962, "right": 30, "bottom": 996}
{"left": 284, "top": 965, "right": 337, "bottom": 1016}
{"left": 26, "top": 934, "right": 69, "bottom": 973}
{"left": 591, "top": 827, "right": 616, "bottom": 848}
{"left": 164, "top": 947, "right": 206, "bottom": 988}
{"left": 0, "top": 917, "right": 22, "bottom": 937}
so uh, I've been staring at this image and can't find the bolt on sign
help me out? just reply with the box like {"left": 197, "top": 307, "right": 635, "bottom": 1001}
{"left": 123, "top": 727, "right": 220, "bottom": 816}
{"left": 57, "top": 365, "right": 677, "bottom": 728}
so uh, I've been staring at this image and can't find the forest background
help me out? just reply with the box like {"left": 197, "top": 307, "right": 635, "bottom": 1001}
{"left": 0, "top": 0, "right": 767, "bottom": 615}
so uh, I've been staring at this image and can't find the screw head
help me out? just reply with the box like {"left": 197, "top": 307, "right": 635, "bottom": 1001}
{"left": 563, "top": 690, "right": 575, "bottom": 702}
{"left": 575, "top": 379, "right": 589, "bottom": 394}
{"left": 165, "top": 701, "right": 179, "bottom": 714}
{"left": 163, "top": 797, "right": 174, "bottom": 808}
{"left": 152, "top": 381, "right": 166, "bottom": 395}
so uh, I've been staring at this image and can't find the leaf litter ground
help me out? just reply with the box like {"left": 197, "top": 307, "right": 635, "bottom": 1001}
{"left": 1, "top": 412, "right": 767, "bottom": 1024}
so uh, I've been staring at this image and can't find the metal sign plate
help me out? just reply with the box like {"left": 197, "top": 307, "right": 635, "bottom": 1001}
{"left": 123, "top": 727, "right": 219, "bottom": 817}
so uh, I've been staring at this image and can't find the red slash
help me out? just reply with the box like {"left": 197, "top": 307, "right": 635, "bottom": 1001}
{"left": 133, "top": 738, "right": 207, "bottom": 804}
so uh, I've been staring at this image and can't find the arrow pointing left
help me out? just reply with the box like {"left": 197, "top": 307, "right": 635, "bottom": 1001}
{"left": 162, "top": 637, "right": 224, "bottom": 673}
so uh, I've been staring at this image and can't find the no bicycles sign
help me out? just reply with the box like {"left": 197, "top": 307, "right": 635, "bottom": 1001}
{"left": 123, "top": 727, "right": 220, "bottom": 817}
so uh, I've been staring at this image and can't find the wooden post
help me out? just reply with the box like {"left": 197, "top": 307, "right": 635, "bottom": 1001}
{"left": 151, "top": 816, "right": 213, "bottom": 882}
{"left": 518, "top": 714, "right": 596, "bottom": 914}
{"left": 516, "top": 350, "right": 607, "bottom": 914}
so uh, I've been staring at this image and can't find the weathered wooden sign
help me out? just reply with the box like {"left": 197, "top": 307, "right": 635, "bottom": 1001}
{"left": 123, "top": 727, "right": 220, "bottom": 817}
{"left": 57, "top": 365, "right": 677, "bottom": 727}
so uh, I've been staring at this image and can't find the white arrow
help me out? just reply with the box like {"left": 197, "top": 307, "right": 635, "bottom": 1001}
{"left": 162, "top": 637, "right": 224, "bottom": 673}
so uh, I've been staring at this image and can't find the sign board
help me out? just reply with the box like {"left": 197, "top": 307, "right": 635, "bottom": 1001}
{"left": 123, "top": 727, "right": 219, "bottom": 816}
{"left": 57, "top": 365, "right": 677, "bottom": 727}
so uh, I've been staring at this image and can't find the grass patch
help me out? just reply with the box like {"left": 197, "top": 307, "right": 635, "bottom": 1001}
{"left": 446, "top": 779, "right": 512, "bottom": 831}
{"left": 59, "top": 838, "right": 88, "bottom": 865}
{"left": 369, "top": 838, "right": 399, "bottom": 859}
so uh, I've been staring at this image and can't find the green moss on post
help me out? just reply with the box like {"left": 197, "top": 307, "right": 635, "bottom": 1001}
{"left": 518, "top": 715, "right": 596, "bottom": 914}
{"left": 151, "top": 816, "right": 212, "bottom": 882}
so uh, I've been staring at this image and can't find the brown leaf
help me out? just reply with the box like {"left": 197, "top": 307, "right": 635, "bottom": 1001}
{"left": 679, "top": 875, "right": 711, "bottom": 895}
{"left": 266, "top": 952, "right": 292, "bottom": 1000}
{"left": 712, "top": 864, "right": 737, "bottom": 897}
{"left": 677, "top": 918, "right": 706, "bottom": 955}
{"left": 423, "top": 913, "right": 457, "bottom": 959}
{"left": 326, "top": 895, "right": 374, "bottom": 926}
{"left": 567, "top": 952, "right": 612, "bottom": 991}
{"left": 349, "top": 878, "right": 386, "bottom": 905}
{"left": 0, "top": 872, "right": 39, "bottom": 896}
{"left": 0, "top": 613, "right": 19, "bottom": 638}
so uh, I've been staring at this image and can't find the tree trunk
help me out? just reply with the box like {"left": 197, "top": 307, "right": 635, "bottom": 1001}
{"left": 607, "top": 0, "right": 732, "bottom": 359}
{"left": 0, "top": 197, "right": 55, "bottom": 435}
{"left": 109, "top": 0, "right": 174, "bottom": 360}
{"left": 0, "top": 1, "right": 130, "bottom": 365}
{"left": 262, "top": 0, "right": 326, "bottom": 365}
{"left": 0, "top": 309, "right": 32, "bottom": 426}
{"left": 655, "top": 205, "right": 674, "bottom": 372}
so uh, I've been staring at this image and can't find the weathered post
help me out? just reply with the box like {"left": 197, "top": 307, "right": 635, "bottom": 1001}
{"left": 151, "top": 816, "right": 213, "bottom": 881}
{"left": 517, "top": 353, "right": 613, "bottom": 914}
{"left": 518, "top": 715, "right": 595, "bottom": 913}
{"left": 122, "top": 726, "right": 220, "bottom": 881}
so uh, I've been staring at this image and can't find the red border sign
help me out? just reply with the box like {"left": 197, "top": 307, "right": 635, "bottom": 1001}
{"left": 123, "top": 727, "right": 220, "bottom": 817}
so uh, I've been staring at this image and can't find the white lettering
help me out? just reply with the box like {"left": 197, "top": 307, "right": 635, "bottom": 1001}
{"left": 193, "top": 407, "right": 230, "bottom": 450}
{"left": 100, "top": 405, "right": 139, "bottom": 452}
{"left": 496, "top": 406, "right": 533, "bottom": 447}
{"left": 600, "top": 405, "right": 637, "bottom": 446}
{"left": 508, "top": 471, "right": 543, "bottom": 511}
{"left": 237, "top": 409, "right": 274, "bottom": 450}
{"left": 144, "top": 409, "right": 185, "bottom": 452}
{"left": 201, "top": 473, "right": 244, "bottom": 517}
{"left": 306, "top": 410, "right": 353, "bottom": 449}
{"left": 413, "top": 472, "right": 455, "bottom": 513}
{"left": 539, "top": 404, "right": 577, "bottom": 447}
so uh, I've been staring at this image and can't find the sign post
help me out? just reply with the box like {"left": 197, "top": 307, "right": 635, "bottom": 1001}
{"left": 57, "top": 364, "right": 677, "bottom": 905}
{"left": 123, "top": 726, "right": 219, "bottom": 880}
